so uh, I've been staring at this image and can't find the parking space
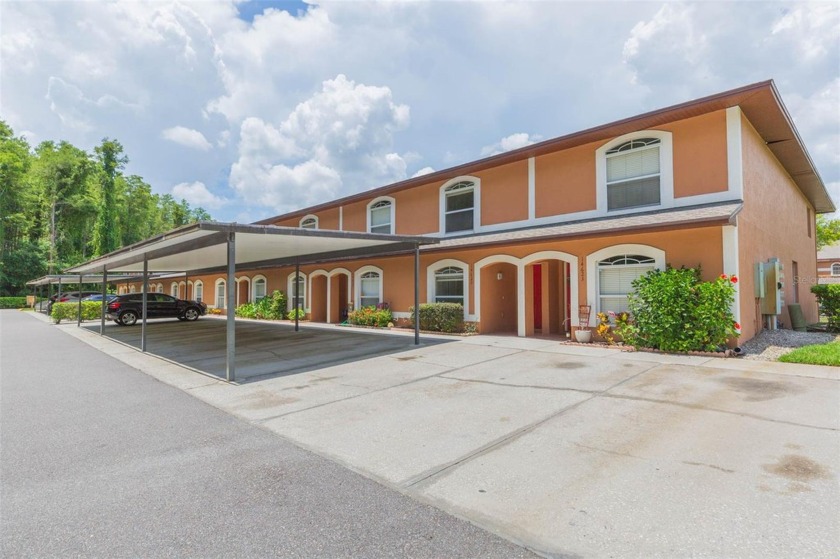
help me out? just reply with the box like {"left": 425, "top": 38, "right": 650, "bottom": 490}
{"left": 82, "top": 317, "right": 449, "bottom": 382}
{"left": 50, "top": 314, "right": 840, "bottom": 558}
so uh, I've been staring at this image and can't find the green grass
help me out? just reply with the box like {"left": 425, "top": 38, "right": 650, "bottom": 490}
{"left": 778, "top": 341, "right": 840, "bottom": 366}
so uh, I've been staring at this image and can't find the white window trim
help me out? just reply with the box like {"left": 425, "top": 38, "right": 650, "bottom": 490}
{"left": 252, "top": 274, "right": 268, "bottom": 302}
{"left": 366, "top": 196, "right": 396, "bottom": 235}
{"left": 354, "top": 265, "right": 383, "bottom": 309}
{"left": 439, "top": 176, "right": 481, "bottom": 236}
{"left": 831, "top": 263, "right": 840, "bottom": 277}
{"left": 194, "top": 280, "right": 204, "bottom": 303}
{"left": 214, "top": 278, "right": 226, "bottom": 309}
{"left": 300, "top": 214, "right": 319, "bottom": 229}
{"left": 585, "top": 244, "right": 665, "bottom": 326}
{"left": 171, "top": 282, "right": 179, "bottom": 298}
{"left": 596, "top": 130, "right": 673, "bottom": 216}
{"left": 427, "top": 259, "right": 470, "bottom": 316}
{"left": 287, "top": 272, "right": 307, "bottom": 311}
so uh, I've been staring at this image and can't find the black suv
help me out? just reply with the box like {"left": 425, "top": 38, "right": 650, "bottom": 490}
{"left": 106, "top": 293, "right": 207, "bottom": 326}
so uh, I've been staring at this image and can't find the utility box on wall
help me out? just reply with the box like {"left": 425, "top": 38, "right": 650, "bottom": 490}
{"left": 759, "top": 258, "right": 785, "bottom": 316}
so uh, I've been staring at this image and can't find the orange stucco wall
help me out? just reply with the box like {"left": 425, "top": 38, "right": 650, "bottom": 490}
{"left": 394, "top": 181, "right": 439, "bottom": 234}
{"left": 534, "top": 142, "right": 598, "bottom": 217}
{"left": 736, "top": 114, "right": 818, "bottom": 341}
{"left": 476, "top": 160, "right": 529, "bottom": 225}
{"left": 661, "top": 110, "right": 729, "bottom": 198}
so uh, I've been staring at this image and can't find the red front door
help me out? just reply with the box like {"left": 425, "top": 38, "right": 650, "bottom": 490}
{"left": 533, "top": 264, "right": 542, "bottom": 330}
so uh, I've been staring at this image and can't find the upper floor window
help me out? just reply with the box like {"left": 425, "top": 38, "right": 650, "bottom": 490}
{"left": 606, "top": 138, "right": 661, "bottom": 211}
{"left": 832, "top": 263, "right": 840, "bottom": 276}
{"left": 300, "top": 215, "right": 318, "bottom": 229}
{"left": 443, "top": 180, "right": 476, "bottom": 233}
{"left": 368, "top": 198, "right": 394, "bottom": 234}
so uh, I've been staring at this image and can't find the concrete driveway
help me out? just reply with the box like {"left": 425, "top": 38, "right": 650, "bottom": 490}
{"left": 52, "top": 314, "right": 839, "bottom": 558}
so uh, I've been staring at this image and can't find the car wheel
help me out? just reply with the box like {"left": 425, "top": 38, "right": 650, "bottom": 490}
{"left": 183, "top": 307, "right": 200, "bottom": 321}
{"left": 120, "top": 310, "right": 138, "bottom": 326}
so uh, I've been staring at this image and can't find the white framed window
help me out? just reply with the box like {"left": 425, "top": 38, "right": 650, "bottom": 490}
{"left": 440, "top": 177, "right": 480, "bottom": 235}
{"left": 300, "top": 215, "right": 318, "bottom": 229}
{"left": 215, "top": 279, "right": 226, "bottom": 308}
{"left": 367, "top": 197, "right": 395, "bottom": 234}
{"left": 597, "top": 255, "right": 656, "bottom": 315}
{"left": 287, "top": 273, "right": 306, "bottom": 310}
{"left": 171, "top": 282, "right": 179, "bottom": 298}
{"left": 194, "top": 281, "right": 204, "bottom": 303}
{"left": 129, "top": 285, "right": 136, "bottom": 293}
{"left": 596, "top": 131, "right": 673, "bottom": 215}
{"left": 832, "top": 263, "right": 840, "bottom": 276}
{"left": 434, "top": 267, "right": 465, "bottom": 306}
{"left": 354, "top": 266, "right": 383, "bottom": 309}
{"left": 156, "top": 283, "right": 163, "bottom": 294}
{"left": 253, "top": 276, "right": 267, "bottom": 301}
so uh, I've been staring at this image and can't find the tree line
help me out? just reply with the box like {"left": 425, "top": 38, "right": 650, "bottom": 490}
{"left": 0, "top": 120, "right": 212, "bottom": 296}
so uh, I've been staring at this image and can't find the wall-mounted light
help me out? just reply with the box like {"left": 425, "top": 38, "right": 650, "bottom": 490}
{"left": 497, "top": 272, "right": 503, "bottom": 280}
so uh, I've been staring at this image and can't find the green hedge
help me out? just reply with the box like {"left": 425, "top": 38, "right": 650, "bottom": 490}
{"left": 51, "top": 301, "right": 104, "bottom": 324}
{"left": 0, "top": 297, "right": 29, "bottom": 309}
{"left": 623, "top": 267, "right": 738, "bottom": 352}
{"left": 811, "top": 284, "right": 840, "bottom": 331}
{"left": 348, "top": 306, "right": 393, "bottom": 327}
{"left": 409, "top": 303, "right": 464, "bottom": 333}
{"left": 234, "top": 290, "right": 288, "bottom": 320}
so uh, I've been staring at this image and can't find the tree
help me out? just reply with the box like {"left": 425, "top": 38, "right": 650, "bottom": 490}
{"left": 816, "top": 215, "right": 840, "bottom": 251}
{"left": 92, "top": 138, "right": 127, "bottom": 256}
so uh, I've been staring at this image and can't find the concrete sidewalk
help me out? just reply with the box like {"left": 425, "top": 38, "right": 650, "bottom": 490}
{"left": 38, "top": 311, "right": 840, "bottom": 558}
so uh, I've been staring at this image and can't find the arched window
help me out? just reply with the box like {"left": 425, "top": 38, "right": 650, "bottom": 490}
{"left": 300, "top": 215, "right": 318, "bottom": 229}
{"left": 288, "top": 273, "right": 306, "bottom": 310}
{"left": 359, "top": 271, "right": 381, "bottom": 308}
{"left": 253, "top": 276, "right": 267, "bottom": 301}
{"left": 171, "top": 282, "right": 179, "bottom": 298}
{"left": 434, "top": 267, "right": 465, "bottom": 307}
{"left": 832, "top": 263, "right": 840, "bottom": 276}
{"left": 442, "top": 180, "right": 476, "bottom": 234}
{"left": 129, "top": 285, "right": 136, "bottom": 293}
{"left": 156, "top": 283, "right": 164, "bottom": 294}
{"left": 597, "top": 254, "right": 656, "bottom": 314}
{"left": 605, "top": 138, "right": 661, "bottom": 211}
{"left": 194, "top": 281, "right": 204, "bottom": 303}
{"left": 368, "top": 198, "right": 394, "bottom": 234}
{"left": 215, "top": 279, "right": 226, "bottom": 308}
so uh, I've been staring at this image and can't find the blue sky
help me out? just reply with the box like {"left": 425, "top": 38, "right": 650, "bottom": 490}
{"left": 2, "top": 1, "right": 838, "bottom": 222}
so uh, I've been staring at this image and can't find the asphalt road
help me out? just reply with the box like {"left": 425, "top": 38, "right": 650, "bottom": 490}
{"left": 0, "top": 310, "right": 536, "bottom": 558}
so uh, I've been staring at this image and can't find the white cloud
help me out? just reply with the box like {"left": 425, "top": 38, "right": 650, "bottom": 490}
{"left": 772, "top": 3, "right": 840, "bottom": 61}
{"left": 171, "top": 181, "right": 228, "bottom": 210}
{"left": 162, "top": 126, "right": 213, "bottom": 151}
{"left": 412, "top": 166, "right": 435, "bottom": 178}
{"left": 229, "top": 74, "right": 411, "bottom": 212}
{"left": 480, "top": 133, "right": 541, "bottom": 157}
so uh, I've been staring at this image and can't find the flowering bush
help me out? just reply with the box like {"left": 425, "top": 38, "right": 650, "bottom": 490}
{"left": 348, "top": 305, "right": 393, "bottom": 327}
{"left": 623, "top": 267, "right": 738, "bottom": 352}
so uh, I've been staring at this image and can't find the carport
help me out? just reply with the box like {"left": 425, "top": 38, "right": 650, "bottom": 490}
{"left": 26, "top": 274, "right": 137, "bottom": 315}
{"left": 65, "top": 222, "right": 438, "bottom": 381}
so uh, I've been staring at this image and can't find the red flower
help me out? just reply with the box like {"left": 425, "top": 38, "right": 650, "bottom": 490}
{"left": 730, "top": 275, "right": 738, "bottom": 284}
{"left": 720, "top": 274, "right": 728, "bottom": 280}
{"left": 734, "top": 322, "right": 741, "bottom": 330}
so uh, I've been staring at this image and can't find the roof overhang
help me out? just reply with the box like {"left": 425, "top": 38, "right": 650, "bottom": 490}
{"left": 26, "top": 274, "right": 138, "bottom": 287}
{"left": 66, "top": 222, "right": 438, "bottom": 275}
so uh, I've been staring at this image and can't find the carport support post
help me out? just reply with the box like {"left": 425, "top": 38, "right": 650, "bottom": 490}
{"left": 294, "top": 259, "right": 300, "bottom": 332}
{"left": 414, "top": 243, "right": 420, "bottom": 345}
{"left": 100, "top": 267, "right": 107, "bottom": 335}
{"left": 141, "top": 258, "right": 148, "bottom": 352}
{"left": 226, "top": 232, "right": 236, "bottom": 382}
{"left": 77, "top": 273, "right": 83, "bottom": 326}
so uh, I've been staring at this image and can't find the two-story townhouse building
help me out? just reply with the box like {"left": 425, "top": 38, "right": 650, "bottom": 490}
{"left": 118, "top": 80, "right": 833, "bottom": 343}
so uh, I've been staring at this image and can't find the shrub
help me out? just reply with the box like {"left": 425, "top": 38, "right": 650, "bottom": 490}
{"left": 409, "top": 303, "right": 464, "bottom": 333}
{"left": 235, "top": 302, "right": 257, "bottom": 318}
{"left": 51, "top": 302, "right": 103, "bottom": 324}
{"left": 258, "top": 290, "right": 287, "bottom": 320}
{"left": 348, "top": 305, "right": 393, "bottom": 327}
{"left": 623, "top": 267, "right": 738, "bottom": 353}
{"left": 811, "top": 284, "right": 840, "bottom": 331}
{"left": 287, "top": 308, "right": 306, "bottom": 321}
{"left": 0, "top": 297, "right": 29, "bottom": 309}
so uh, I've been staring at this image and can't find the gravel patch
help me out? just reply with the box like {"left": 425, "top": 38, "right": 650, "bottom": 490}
{"left": 739, "top": 328, "right": 839, "bottom": 361}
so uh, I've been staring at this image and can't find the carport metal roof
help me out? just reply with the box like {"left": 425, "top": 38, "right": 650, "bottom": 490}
{"left": 27, "top": 274, "right": 137, "bottom": 286}
{"left": 63, "top": 221, "right": 439, "bottom": 383}
{"left": 66, "top": 222, "right": 436, "bottom": 274}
